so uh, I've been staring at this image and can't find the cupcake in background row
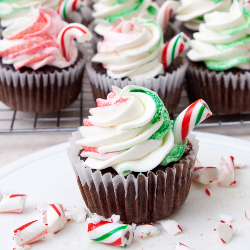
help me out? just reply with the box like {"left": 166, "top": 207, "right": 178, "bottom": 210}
{"left": 87, "top": 18, "right": 190, "bottom": 114}
{"left": 0, "top": 0, "right": 88, "bottom": 36}
{"left": 67, "top": 85, "right": 212, "bottom": 224}
{"left": 174, "top": 0, "right": 232, "bottom": 38}
{"left": 89, "top": 0, "right": 180, "bottom": 50}
{"left": 186, "top": 0, "right": 250, "bottom": 114}
{"left": 0, "top": 7, "right": 92, "bottom": 113}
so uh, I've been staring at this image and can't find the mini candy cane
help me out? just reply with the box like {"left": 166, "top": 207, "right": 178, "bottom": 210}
{"left": 172, "top": 99, "right": 212, "bottom": 144}
{"left": 57, "top": 23, "right": 92, "bottom": 61}
{"left": 156, "top": 0, "right": 180, "bottom": 31}
{"left": 162, "top": 32, "right": 190, "bottom": 69}
{"left": 47, "top": 203, "right": 67, "bottom": 234}
{"left": 0, "top": 194, "right": 27, "bottom": 213}
{"left": 218, "top": 156, "right": 235, "bottom": 187}
{"left": 57, "top": 0, "right": 86, "bottom": 20}
{"left": 13, "top": 220, "right": 48, "bottom": 247}
{"left": 87, "top": 215, "right": 134, "bottom": 246}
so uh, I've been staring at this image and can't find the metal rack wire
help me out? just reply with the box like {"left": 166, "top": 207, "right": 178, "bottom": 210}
{"left": 1, "top": 44, "right": 250, "bottom": 134}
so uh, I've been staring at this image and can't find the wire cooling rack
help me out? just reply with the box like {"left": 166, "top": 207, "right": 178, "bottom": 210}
{"left": 1, "top": 43, "right": 250, "bottom": 134}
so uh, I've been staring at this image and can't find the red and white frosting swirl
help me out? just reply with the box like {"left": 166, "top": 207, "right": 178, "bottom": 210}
{"left": 0, "top": 7, "right": 92, "bottom": 70}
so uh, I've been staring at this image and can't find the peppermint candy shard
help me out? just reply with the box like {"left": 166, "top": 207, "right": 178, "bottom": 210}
{"left": 64, "top": 206, "right": 87, "bottom": 223}
{"left": 159, "top": 219, "right": 182, "bottom": 236}
{"left": 134, "top": 224, "right": 160, "bottom": 238}
{"left": 217, "top": 223, "right": 233, "bottom": 244}
{"left": 47, "top": 203, "right": 67, "bottom": 234}
{"left": 218, "top": 156, "right": 235, "bottom": 187}
{"left": 0, "top": 194, "right": 27, "bottom": 213}
{"left": 14, "top": 220, "right": 48, "bottom": 247}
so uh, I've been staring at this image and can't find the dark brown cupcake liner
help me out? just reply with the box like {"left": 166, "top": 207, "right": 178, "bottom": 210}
{"left": 86, "top": 59, "right": 187, "bottom": 114}
{"left": 185, "top": 61, "right": 250, "bottom": 114}
{"left": 0, "top": 53, "right": 85, "bottom": 113}
{"left": 67, "top": 131, "right": 199, "bottom": 224}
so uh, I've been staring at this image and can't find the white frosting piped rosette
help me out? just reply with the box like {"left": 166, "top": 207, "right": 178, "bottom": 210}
{"left": 47, "top": 203, "right": 67, "bottom": 234}
{"left": 13, "top": 220, "right": 48, "bottom": 247}
{"left": 0, "top": 194, "right": 27, "bottom": 213}
{"left": 87, "top": 215, "right": 134, "bottom": 246}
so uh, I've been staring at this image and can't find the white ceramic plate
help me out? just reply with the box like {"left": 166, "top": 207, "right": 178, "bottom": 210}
{"left": 0, "top": 132, "right": 250, "bottom": 250}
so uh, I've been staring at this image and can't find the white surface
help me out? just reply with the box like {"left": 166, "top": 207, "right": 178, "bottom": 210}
{"left": 0, "top": 132, "right": 250, "bottom": 250}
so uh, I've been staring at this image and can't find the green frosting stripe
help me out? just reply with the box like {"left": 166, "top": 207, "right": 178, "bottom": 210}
{"left": 215, "top": 36, "right": 250, "bottom": 51}
{"left": 205, "top": 56, "right": 250, "bottom": 71}
{"left": 92, "top": 225, "right": 128, "bottom": 241}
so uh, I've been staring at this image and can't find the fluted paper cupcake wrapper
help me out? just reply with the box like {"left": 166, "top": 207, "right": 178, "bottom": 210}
{"left": 185, "top": 64, "right": 250, "bottom": 114}
{"left": 67, "top": 131, "right": 199, "bottom": 224}
{"left": 0, "top": 56, "right": 85, "bottom": 113}
{"left": 86, "top": 61, "right": 187, "bottom": 114}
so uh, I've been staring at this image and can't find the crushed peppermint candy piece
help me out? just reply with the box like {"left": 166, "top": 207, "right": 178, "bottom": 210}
{"left": 217, "top": 214, "right": 233, "bottom": 223}
{"left": 134, "top": 224, "right": 160, "bottom": 238}
{"left": 218, "top": 156, "right": 235, "bottom": 187}
{"left": 0, "top": 194, "right": 27, "bottom": 213}
{"left": 159, "top": 219, "right": 182, "bottom": 236}
{"left": 110, "top": 214, "right": 122, "bottom": 224}
{"left": 47, "top": 203, "right": 66, "bottom": 234}
{"left": 234, "top": 159, "right": 246, "bottom": 169}
{"left": 65, "top": 206, "right": 87, "bottom": 223}
{"left": 176, "top": 242, "right": 193, "bottom": 249}
{"left": 35, "top": 203, "right": 49, "bottom": 223}
{"left": 245, "top": 208, "right": 250, "bottom": 219}
{"left": 13, "top": 245, "right": 31, "bottom": 250}
{"left": 217, "top": 222, "right": 233, "bottom": 244}
{"left": 205, "top": 188, "right": 212, "bottom": 196}
{"left": 14, "top": 220, "right": 48, "bottom": 247}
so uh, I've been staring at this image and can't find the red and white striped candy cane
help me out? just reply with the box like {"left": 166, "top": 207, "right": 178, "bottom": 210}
{"left": 14, "top": 220, "right": 48, "bottom": 247}
{"left": 57, "top": 0, "right": 86, "bottom": 20}
{"left": 0, "top": 194, "right": 27, "bottom": 213}
{"left": 156, "top": 0, "right": 180, "bottom": 31}
{"left": 87, "top": 216, "right": 134, "bottom": 246}
{"left": 57, "top": 23, "right": 92, "bottom": 61}
{"left": 47, "top": 203, "right": 67, "bottom": 234}
{"left": 172, "top": 99, "right": 212, "bottom": 144}
{"left": 162, "top": 32, "right": 190, "bottom": 69}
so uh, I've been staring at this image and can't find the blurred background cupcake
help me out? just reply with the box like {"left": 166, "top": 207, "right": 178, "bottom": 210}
{"left": 87, "top": 18, "right": 190, "bottom": 114}
{"left": 0, "top": 7, "right": 92, "bottom": 113}
{"left": 174, "top": 0, "right": 232, "bottom": 38}
{"left": 0, "top": 0, "right": 89, "bottom": 38}
{"left": 186, "top": 0, "right": 250, "bottom": 114}
{"left": 67, "top": 85, "right": 211, "bottom": 224}
{"left": 89, "top": 0, "right": 180, "bottom": 51}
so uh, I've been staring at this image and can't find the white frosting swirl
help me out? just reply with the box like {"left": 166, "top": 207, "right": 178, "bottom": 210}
{"left": 92, "top": 0, "right": 159, "bottom": 36}
{"left": 187, "top": 0, "right": 250, "bottom": 70}
{"left": 92, "top": 18, "right": 164, "bottom": 80}
{"left": 76, "top": 85, "right": 174, "bottom": 176}
{"left": 176, "top": 0, "right": 231, "bottom": 31}
{"left": 0, "top": 0, "right": 61, "bottom": 27}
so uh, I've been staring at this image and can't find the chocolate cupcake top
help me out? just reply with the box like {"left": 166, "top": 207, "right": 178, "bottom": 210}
{"left": 92, "top": 18, "right": 190, "bottom": 80}
{"left": 187, "top": 0, "right": 250, "bottom": 71}
{"left": 0, "top": 7, "right": 92, "bottom": 70}
{"left": 76, "top": 85, "right": 211, "bottom": 176}
{"left": 0, "top": 0, "right": 85, "bottom": 27}
{"left": 175, "top": 0, "right": 231, "bottom": 31}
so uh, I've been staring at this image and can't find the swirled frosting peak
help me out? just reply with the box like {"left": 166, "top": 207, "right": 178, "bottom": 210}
{"left": 92, "top": 0, "right": 159, "bottom": 36}
{"left": 92, "top": 18, "right": 164, "bottom": 80}
{"left": 188, "top": 0, "right": 250, "bottom": 70}
{"left": 0, "top": 7, "right": 92, "bottom": 70}
{"left": 76, "top": 85, "right": 188, "bottom": 176}
{"left": 176, "top": 0, "right": 231, "bottom": 31}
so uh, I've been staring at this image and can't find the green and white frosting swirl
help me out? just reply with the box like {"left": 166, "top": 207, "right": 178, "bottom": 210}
{"left": 188, "top": 0, "right": 250, "bottom": 70}
{"left": 92, "top": 0, "right": 159, "bottom": 36}
{"left": 76, "top": 85, "right": 186, "bottom": 176}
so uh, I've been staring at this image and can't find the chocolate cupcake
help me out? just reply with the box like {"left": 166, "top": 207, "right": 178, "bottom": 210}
{"left": 67, "top": 85, "right": 212, "bottom": 224}
{"left": 87, "top": 18, "right": 189, "bottom": 114}
{"left": 0, "top": 7, "right": 92, "bottom": 113}
{"left": 186, "top": 0, "right": 250, "bottom": 114}
{"left": 89, "top": 0, "right": 179, "bottom": 52}
{"left": 173, "top": 0, "right": 231, "bottom": 38}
